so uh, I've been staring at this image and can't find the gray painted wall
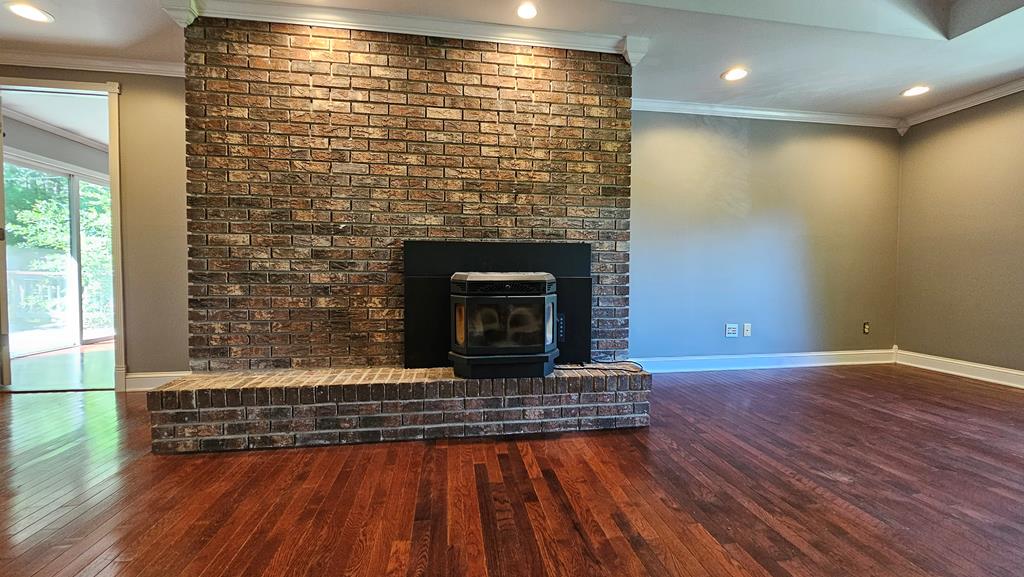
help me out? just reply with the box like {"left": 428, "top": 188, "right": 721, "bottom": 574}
{"left": 2, "top": 116, "right": 108, "bottom": 175}
{"left": 2, "top": 67, "right": 1018, "bottom": 372}
{"left": 631, "top": 112, "right": 900, "bottom": 358}
{"left": 897, "top": 91, "right": 1024, "bottom": 370}
{"left": 0, "top": 65, "right": 188, "bottom": 373}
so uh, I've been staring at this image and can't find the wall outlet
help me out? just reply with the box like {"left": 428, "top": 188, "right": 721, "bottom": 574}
{"left": 743, "top": 323, "right": 752, "bottom": 337}
{"left": 725, "top": 323, "right": 739, "bottom": 338}
{"left": 863, "top": 321, "right": 871, "bottom": 335}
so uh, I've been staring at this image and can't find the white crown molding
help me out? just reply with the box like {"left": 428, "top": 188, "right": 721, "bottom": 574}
{"left": 171, "top": 0, "right": 639, "bottom": 57}
{"left": 634, "top": 75, "right": 1024, "bottom": 132}
{"left": 631, "top": 349, "right": 896, "bottom": 374}
{"left": 896, "top": 350, "right": 1024, "bottom": 390}
{"left": 903, "top": 77, "right": 1024, "bottom": 128}
{"left": 0, "top": 50, "right": 185, "bottom": 78}
{"left": 620, "top": 36, "right": 650, "bottom": 66}
{"left": 161, "top": 0, "right": 199, "bottom": 27}
{"left": 2, "top": 107, "right": 108, "bottom": 152}
{"left": 632, "top": 98, "right": 902, "bottom": 129}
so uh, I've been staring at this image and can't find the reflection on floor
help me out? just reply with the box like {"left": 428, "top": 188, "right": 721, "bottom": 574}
{"left": 6, "top": 340, "right": 114, "bottom": 392}
{"left": 1, "top": 366, "right": 1023, "bottom": 577}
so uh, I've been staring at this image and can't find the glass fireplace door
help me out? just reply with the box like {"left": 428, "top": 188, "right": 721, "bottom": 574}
{"left": 462, "top": 297, "right": 555, "bottom": 354}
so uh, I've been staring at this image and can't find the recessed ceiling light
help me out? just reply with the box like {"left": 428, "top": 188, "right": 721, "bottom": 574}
{"left": 6, "top": 2, "right": 54, "bottom": 23}
{"left": 720, "top": 67, "right": 749, "bottom": 82}
{"left": 517, "top": 2, "right": 538, "bottom": 19}
{"left": 901, "top": 85, "right": 930, "bottom": 97}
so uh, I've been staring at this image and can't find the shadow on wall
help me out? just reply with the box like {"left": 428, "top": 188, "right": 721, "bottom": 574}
{"left": 630, "top": 112, "right": 899, "bottom": 358}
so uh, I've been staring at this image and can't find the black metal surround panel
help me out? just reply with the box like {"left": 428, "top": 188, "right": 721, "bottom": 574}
{"left": 404, "top": 241, "right": 592, "bottom": 368}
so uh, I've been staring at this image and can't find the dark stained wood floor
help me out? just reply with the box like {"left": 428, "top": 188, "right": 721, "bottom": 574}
{"left": 2, "top": 364, "right": 1023, "bottom": 577}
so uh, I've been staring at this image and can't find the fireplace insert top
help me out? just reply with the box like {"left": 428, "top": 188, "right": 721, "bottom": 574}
{"left": 451, "top": 272, "right": 557, "bottom": 296}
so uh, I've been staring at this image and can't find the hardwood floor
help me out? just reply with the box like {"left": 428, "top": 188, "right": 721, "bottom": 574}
{"left": 2, "top": 364, "right": 1022, "bottom": 577}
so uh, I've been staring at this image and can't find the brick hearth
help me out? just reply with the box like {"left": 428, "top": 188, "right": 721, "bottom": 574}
{"left": 148, "top": 364, "right": 651, "bottom": 453}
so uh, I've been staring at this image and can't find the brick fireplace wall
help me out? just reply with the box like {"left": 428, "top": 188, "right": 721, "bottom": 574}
{"left": 184, "top": 18, "right": 632, "bottom": 370}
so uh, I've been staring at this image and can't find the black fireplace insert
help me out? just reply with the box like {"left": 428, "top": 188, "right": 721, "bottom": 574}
{"left": 448, "top": 272, "right": 558, "bottom": 378}
{"left": 403, "top": 240, "right": 592, "bottom": 370}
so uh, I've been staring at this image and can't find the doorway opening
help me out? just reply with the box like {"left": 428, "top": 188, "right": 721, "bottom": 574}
{"left": 1, "top": 82, "right": 120, "bottom": 392}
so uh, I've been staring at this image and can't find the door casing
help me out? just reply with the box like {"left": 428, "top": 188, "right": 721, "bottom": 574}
{"left": 0, "top": 78, "right": 125, "bottom": 391}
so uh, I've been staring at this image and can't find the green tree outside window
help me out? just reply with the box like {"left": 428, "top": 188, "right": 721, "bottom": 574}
{"left": 3, "top": 162, "right": 113, "bottom": 336}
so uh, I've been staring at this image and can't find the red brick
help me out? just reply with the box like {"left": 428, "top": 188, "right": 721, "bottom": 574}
{"left": 186, "top": 17, "right": 632, "bottom": 369}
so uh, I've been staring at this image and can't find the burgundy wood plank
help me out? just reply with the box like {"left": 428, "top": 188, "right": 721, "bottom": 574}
{"left": 0, "top": 365, "right": 1022, "bottom": 577}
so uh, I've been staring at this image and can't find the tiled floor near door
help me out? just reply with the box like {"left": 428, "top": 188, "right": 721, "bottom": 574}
{"left": 5, "top": 340, "right": 114, "bottom": 392}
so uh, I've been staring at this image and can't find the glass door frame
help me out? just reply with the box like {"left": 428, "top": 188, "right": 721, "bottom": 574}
{"left": 0, "top": 78, "right": 125, "bottom": 391}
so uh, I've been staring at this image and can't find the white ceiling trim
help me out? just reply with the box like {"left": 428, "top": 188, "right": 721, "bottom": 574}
{"left": 904, "top": 77, "right": 1024, "bottom": 127}
{"left": 0, "top": 50, "right": 185, "bottom": 78}
{"left": 635, "top": 75, "right": 1024, "bottom": 132}
{"left": 162, "top": 0, "right": 199, "bottom": 27}
{"left": 1, "top": 107, "right": 109, "bottom": 152}
{"left": 620, "top": 36, "right": 650, "bottom": 66}
{"left": 632, "top": 98, "right": 902, "bottom": 129}
{"left": 165, "top": 0, "right": 642, "bottom": 59}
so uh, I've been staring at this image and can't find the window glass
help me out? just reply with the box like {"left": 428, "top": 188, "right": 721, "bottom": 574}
{"left": 3, "top": 162, "right": 78, "bottom": 356}
{"left": 79, "top": 180, "right": 114, "bottom": 340}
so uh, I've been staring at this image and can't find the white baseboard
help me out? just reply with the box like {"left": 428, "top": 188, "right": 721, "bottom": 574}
{"left": 631, "top": 349, "right": 896, "bottom": 374}
{"left": 125, "top": 371, "right": 191, "bottom": 392}
{"left": 631, "top": 347, "right": 1024, "bottom": 391}
{"left": 895, "top": 350, "right": 1024, "bottom": 390}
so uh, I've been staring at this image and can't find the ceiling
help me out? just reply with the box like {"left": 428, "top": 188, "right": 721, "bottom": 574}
{"left": 0, "top": 0, "right": 1023, "bottom": 121}
{"left": 1, "top": 90, "right": 109, "bottom": 147}
{"left": 0, "top": 0, "right": 183, "bottom": 61}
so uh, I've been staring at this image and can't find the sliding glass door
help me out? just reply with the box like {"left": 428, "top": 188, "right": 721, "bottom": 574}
{"left": 79, "top": 179, "right": 114, "bottom": 341}
{"left": 4, "top": 161, "right": 78, "bottom": 357}
{"left": 2, "top": 157, "right": 113, "bottom": 358}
